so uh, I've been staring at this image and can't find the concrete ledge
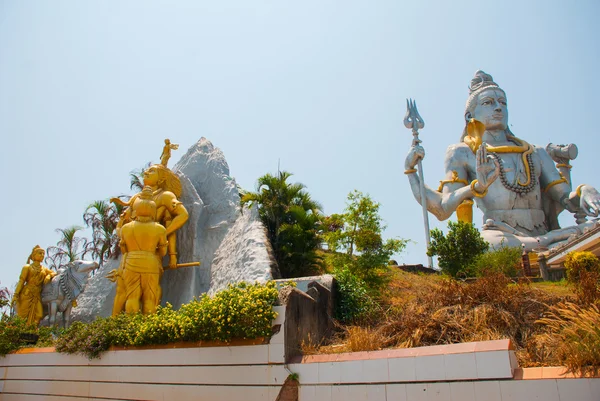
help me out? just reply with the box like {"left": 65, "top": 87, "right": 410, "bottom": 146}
{"left": 289, "top": 339, "right": 517, "bottom": 384}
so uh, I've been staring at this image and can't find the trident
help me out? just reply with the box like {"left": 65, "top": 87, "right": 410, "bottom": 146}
{"left": 404, "top": 99, "right": 433, "bottom": 268}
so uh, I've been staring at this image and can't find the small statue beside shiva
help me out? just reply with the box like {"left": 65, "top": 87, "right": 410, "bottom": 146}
{"left": 404, "top": 70, "right": 600, "bottom": 251}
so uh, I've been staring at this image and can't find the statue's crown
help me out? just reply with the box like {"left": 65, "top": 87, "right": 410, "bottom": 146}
{"left": 468, "top": 70, "right": 499, "bottom": 94}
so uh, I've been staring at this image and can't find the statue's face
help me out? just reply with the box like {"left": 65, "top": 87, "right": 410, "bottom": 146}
{"left": 31, "top": 249, "right": 45, "bottom": 263}
{"left": 471, "top": 89, "right": 508, "bottom": 131}
{"left": 143, "top": 166, "right": 160, "bottom": 186}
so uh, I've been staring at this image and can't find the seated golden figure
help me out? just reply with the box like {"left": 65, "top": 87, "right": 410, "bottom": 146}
{"left": 120, "top": 186, "right": 168, "bottom": 314}
{"left": 13, "top": 246, "right": 56, "bottom": 325}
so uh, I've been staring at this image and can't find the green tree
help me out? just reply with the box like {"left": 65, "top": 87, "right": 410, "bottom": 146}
{"left": 129, "top": 162, "right": 151, "bottom": 192}
{"left": 323, "top": 190, "right": 408, "bottom": 283}
{"left": 46, "top": 226, "right": 87, "bottom": 270}
{"left": 241, "top": 171, "right": 323, "bottom": 278}
{"left": 83, "top": 200, "right": 123, "bottom": 267}
{"left": 427, "top": 221, "right": 489, "bottom": 277}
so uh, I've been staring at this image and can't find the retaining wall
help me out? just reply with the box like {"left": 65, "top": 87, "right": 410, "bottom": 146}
{"left": 1, "top": 305, "right": 599, "bottom": 400}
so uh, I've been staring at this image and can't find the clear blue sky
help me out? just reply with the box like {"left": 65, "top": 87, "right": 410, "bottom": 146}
{"left": 1, "top": 0, "right": 599, "bottom": 290}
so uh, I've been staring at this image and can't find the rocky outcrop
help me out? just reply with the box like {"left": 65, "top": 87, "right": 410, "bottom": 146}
{"left": 72, "top": 138, "right": 277, "bottom": 321}
{"left": 209, "top": 205, "right": 278, "bottom": 295}
{"left": 70, "top": 257, "right": 119, "bottom": 322}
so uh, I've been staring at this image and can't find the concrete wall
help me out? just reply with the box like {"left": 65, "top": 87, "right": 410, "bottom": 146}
{"left": 1, "top": 306, "right": 599, "bottom": 401}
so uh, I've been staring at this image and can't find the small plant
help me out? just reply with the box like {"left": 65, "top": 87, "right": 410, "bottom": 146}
{"left": 334, "top": 267, "right": 380, "bottom": 324}
{"left": 564, "top": 251, "right": 600, "bottom": 283}
{"left": 0, "top": 315, "right": 56, "bottom": 356}
{"left": 574, "top": 270, "right": 600, "bottom": 305}
{"left": 469, "top": 245, "right": 522, "bottom": 277}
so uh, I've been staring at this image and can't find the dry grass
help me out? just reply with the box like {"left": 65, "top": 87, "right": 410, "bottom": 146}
{"left": 307, "top": 267, "right": 600, "bottom": 373}
{"left": 310, "top": 268, "right": 600, "bottom": 372}
{"left": 318, "top": 326, "right": 391, "bottom": 354}
{"left": 378, "top": 273, "right": 564, "bottom": 355}
{"left": 535, "top": 302, "right": 600, "bottom": 376}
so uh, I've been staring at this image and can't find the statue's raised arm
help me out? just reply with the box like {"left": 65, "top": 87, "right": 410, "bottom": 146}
{"left": 404, "top": 120, "right": 500, "bottom": 221}
{"left": 404, "top": 70, "right": 600, "bottom": 251}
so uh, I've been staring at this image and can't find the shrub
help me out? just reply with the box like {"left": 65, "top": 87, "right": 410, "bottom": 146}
{"left": 537, "top": 302, "right": 600, "bottom": 376}
{"left": 54, "top": 281, "right": 279, "bottom": 359}
{"left": 469, "top": 245, "right": 522, "bottom": 277}
{"left": 0, "top": 316, "right": 56, "bottom": 356}
{"left": 334, "top": 267, "right": 380, "bottom": 324}
{"left": 564, "top": 251, "right": 600, "bottom": 283}
{"left": 574, "top": 270, "right": 600, "bottom": 305}
{"left": 427, "top": 221, "right": 489, "bottom": 277}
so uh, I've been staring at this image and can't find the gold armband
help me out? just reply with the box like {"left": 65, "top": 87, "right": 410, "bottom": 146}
{"left": 576, "top": 184, "right": 587, "bottom": 197}
{"left": 404, "top": 168, "right": 417, "bottom": 174}
{"left": 437, "top": 171, "right": 469, "bottom": 192}
{"left": 543, "top": 177, "right": 567, "bottom": 192}
{"left": 470, "top": 179, "right": 488, "bottom": 198}
{"left": 556, "top": 163, "right": 572, "bottom": 169}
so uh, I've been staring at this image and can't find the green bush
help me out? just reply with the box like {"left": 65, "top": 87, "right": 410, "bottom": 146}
{"left": 564, "top": 251, "right": 600, "bottom": 283}
{"left": 469, "top": 245, "right": 522, "bottom": 277}
{"left": 0, "top": 315, "right": 56, "bottom": 356}
{"left": 427, "top": 221, "right": 489, "bottom": 278}
{"left": 54, "top": 281, "right": 279, "bottom": 359}
{"left": 334, "top": 267, "right": 380, "bottom": 324}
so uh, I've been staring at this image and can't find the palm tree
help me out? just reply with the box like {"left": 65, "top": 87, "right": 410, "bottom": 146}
{"left": 46, "top": 226, "right": 87, "bottom": 270}
{"left": 241, "top": 171, "right": 323, "bottom": 277}
{"left": 83, "top": 200, "right": 122, "bottom": 267}
{"left": 129, "top": 162, "right": 151, "bottom": 192}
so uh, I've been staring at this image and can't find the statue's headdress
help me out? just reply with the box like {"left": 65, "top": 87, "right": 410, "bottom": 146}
{"left": 153, "top": 164, "right": 182, "bottom": 198}
{"left": 461, "top": 70, "right": 510, "bottom": 144}
{"left": 464, "top": 70, "right": 505, "bottom": 115}
{"left": 27, "top": 245, "right": 43, "bottom": 264}
{"left": 133, "top": 186, "right": 157, "bottom": 221}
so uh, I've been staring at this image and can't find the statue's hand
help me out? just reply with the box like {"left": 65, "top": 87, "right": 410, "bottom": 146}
{"left": 105, "top": 269, "right": 120, "bottom": 283}
{"left": 475, "top": 142, "right": 500, "bottom": 191}
{"left": 579, "top": 185, "right": 600, "bottom": 217}
{"left": 405, "top": 145, "right": 425, "bottom": 170}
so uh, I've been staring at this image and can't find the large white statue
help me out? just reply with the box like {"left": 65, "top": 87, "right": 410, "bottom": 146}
{"left": 405, "top": 70, "right": 600, "bottom": 251}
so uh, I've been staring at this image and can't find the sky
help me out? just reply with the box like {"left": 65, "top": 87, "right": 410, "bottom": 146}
{"left": 1, "top": 0, "right": 599, "bottom": 291}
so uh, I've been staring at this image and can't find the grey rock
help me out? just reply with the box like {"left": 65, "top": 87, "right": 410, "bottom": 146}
{"left": 72, "top": 138, "right": 277, "bottom": 321}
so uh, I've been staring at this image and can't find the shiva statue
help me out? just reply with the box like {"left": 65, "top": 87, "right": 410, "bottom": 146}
{"left": 404, "top": 70, "right": 600, "bottom": 251}
{"left": 12, "top": 246, "right": 56, "bottom": 325}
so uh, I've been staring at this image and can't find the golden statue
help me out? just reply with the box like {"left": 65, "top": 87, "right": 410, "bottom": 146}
{"left": 112, "top": 163, "right": 188, "bottom": 269}
{"left": 118, "top": 186, "right": 168, "bottom": 314}
{"left": 160, "top": 138, "right": 179, "bottom": 168}
{"left": 109, "top": 140, "right": 190, "bottom": 315}
{"left": 13, "top": 246, "right": 56, "bottom": 325}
